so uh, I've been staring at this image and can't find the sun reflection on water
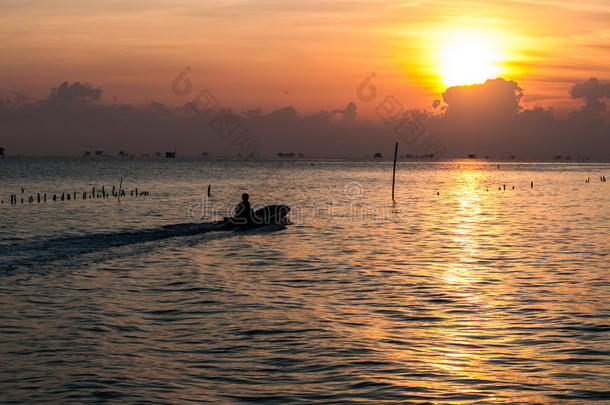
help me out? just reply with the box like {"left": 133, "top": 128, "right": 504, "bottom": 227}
{"left": 444, "top": 166, "right": 489, "bottom": 285}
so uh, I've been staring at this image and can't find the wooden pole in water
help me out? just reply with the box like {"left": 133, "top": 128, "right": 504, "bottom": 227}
{"left": 392, "top": 142, "right": 398, "bottom": 203}
{"left": 117, "top": 176, "right": 123, "bottom": 202}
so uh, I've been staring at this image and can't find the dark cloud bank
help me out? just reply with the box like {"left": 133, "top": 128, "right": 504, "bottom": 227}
{"left": 1, "top": 78, "right": 609, "bottom": 160}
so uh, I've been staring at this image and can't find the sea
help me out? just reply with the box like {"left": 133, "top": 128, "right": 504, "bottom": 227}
{"left": 1, "top": 156, "right": 609, "bottom": 403}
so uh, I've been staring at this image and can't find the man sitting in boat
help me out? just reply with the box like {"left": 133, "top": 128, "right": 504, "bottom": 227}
{"left": 234, "top": 193, "right": 254, "bottom": 224}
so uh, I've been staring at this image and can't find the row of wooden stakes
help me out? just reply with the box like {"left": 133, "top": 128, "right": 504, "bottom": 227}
{"left": 3, "top": 186, "right": 149, "bottom": 205}
{"left": 586, "top": 176, "right": 607, "bottom": 183}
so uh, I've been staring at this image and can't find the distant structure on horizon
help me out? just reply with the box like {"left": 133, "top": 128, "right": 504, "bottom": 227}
{"left": 0, "top": 147, "right": 4, "bottom": 159}
{"left": 95, "top": 150, "right": 104, "bottom": 156}
{"left": 374, "top": 153, "right": 382, "bottom": 159}
{"left": 165, "top": 151, "right": 176, "bottom": 158}
{"left": 402, "top": 153, "right": 436, "bottom": 160}
{"left": 277, "top": 152, "right": 295, "bottom": 158}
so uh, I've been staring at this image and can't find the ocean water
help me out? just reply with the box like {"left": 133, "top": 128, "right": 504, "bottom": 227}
{"left": 1, "top": 157, "right": 609, "bottom": 403}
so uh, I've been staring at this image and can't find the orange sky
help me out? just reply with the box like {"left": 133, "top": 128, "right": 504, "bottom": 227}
{"left": 1, "top": 0, "right": 609, "bottom": 116}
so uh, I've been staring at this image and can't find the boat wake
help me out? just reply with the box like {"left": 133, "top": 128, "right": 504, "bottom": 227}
{"left": 0, "top": 219, "right": 289, "bottom": 274}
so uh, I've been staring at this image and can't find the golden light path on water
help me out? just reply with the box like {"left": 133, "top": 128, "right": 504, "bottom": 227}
{"left": 360, "top": 167, "right": 498, "bottom": 398}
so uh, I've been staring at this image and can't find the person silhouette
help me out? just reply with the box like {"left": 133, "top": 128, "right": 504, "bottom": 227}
{"left": 234, "top": 193, "right": 253, "bottom": 224}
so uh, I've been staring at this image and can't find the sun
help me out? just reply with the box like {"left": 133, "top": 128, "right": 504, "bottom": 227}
{"left": 438, "top": 32, "right": 504, "bottom": 88}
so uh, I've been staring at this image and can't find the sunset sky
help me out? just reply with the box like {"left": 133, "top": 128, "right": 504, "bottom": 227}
{"left": 1, "top": 0, "right": 609, "bottom": 116}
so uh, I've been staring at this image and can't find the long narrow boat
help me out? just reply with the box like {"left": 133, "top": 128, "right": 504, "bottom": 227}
{"left": 161, "top": 205, "right": 291, "bottom": 234}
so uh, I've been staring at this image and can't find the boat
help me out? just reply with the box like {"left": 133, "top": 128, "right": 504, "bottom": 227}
{"left": 223, "top": 205, "right": 291, "bottom": 230}
{"left": 161, "top": 205, "right": 291, "bottom": 235}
